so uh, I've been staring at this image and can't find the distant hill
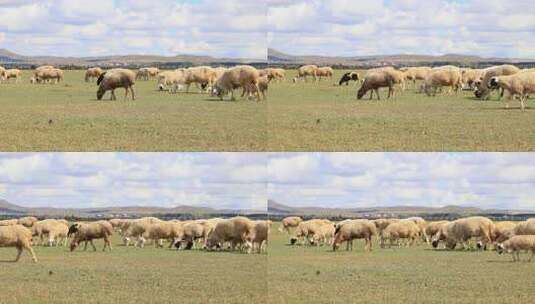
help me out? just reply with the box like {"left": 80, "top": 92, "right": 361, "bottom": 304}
{"left": 0, "top": 48, "right": 266, "bottom": 68}
{"left": 267, "top": 200, "right": 533, "bottom": 221}
{"left": 0, "top": 199, "right": 265, "bottom": 219}
{"left": 267, "top": 49, "right": 535, "bottom": 68}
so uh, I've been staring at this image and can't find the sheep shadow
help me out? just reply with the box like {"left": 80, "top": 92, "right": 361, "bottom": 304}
{"left": 0, "top": 259, "right": 18, "bottom": 263}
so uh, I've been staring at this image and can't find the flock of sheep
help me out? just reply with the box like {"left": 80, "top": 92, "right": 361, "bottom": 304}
{"left": 0, "top": 216, "right": 269, "bottom": 263}
{"left": 279, "top": 216, "right": 535, "bottom": 262}
{"left": 293, "top": 64, "right": 534, "bottom": 110}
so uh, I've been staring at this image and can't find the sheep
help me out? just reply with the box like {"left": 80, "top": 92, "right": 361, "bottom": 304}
{"left": 423, "top": 67, "right": 462, "bottom": 96}
{"left": 122, "top": 217, "right": 160, "bottom": 247}
{"left": 491, "top": 221, "right": 517, "bottom": 244}
{"left": 142, "top": 221, "right": 184, "bottom": 249}
{"left": 177, "top": 221, "right": 206, "bottom": 250}
{"left": 267, "top": 68, "right": 286, "bottom": 82}
{"left": 146, "top": 67, "right": 160, "bottom": 79}
{"left": 290, "top": 219, "right": 332, "bottom": 246}
{"left": 205, "top": 216, "right": 255, "bottom": 252}
{"left": 17, "top": 216, "right": 38, "bottom": 228}
{"left": 475, "top": 64, "right": 521, "bottom": 100}
{"left": 278, "top": 216, "right": 303, "bottom": 234}
{"left": 246, "top": 220, "right": 269, "bottom": 253}
{"left": 157, "top": 70, "right": 185, "bottom": 93}
{"left": 332, "top": 219, "right": 377, "bottom": 252}
{"left": 382, "top": 220, "right": 420, "bottom": 248}
{"left": 0, "top": 219, "right": 19, "bottom": 226}
{"left": 424, "top": 221, "right": 449, "bottom": 244}
{"left": 34, "top": 68, "right": 64, "bottom": 84}
{"left": 431, "top": 216, "right": 494, "bottom": 250}
{"left": 406, "top": 217, "right": 427, "bottom": 242}
{"left": 183, "top": 66, "right": 216, "bottom": 93}
{"left": 316, "top": 67, "right": 334, "bottom": 81}
{"left": 488, "top": 70, "right": 535, "bottom": 110}
{"left": 400, "top": 67, "right": 432, "bottom": 89}
{"left": 461, "top": 68, "right": 484, "bottom": 90}
{"left": 311, "top": 221, "right": 335, "bottom": 246}
{"left": 69, "top": 220, "right": 113, "bottom": 252}
{"left": 513, "top": 218, "right": 535, "bottom": 235}
{"left": 496, "top": 235, "right": 535, "bottom": 262}
{"left": 373, "top": 218, "right": 399, "bottom": 247}
{"left": 31, "top": 65, "right": 54, "bottom": 83}
{"left": 96, "top": 68, "right": 136, "bottom": 101}
{"left": 0, "top": 66, "right": 6, "bottom": 81}
{"left": 357, "top": 70, "right": 396, "bottom": 100}
{"left": 254, "top": 75, "right": 270, "bottom": 100}
{"left": 135, "top": 67, "right": 159, "bottom": 80}
{"left": 31, "top": 219, "right": 69, "bottom": 246}
{"left": 85, "top": 67, "right": 104, "bottom": 82}
{"left": 0, "top": 225, "right": 38, "bottom": 262}
{"left": 4, "top": 69, "right": 22, "bottom": 83}
{"left": 294, "top": 65, "right": 318, "bottom": 82}
{"left": 339, "top": 71, "right": 360, "bottom": 86}
{"left": 213, "top": 65, "right": 260, "bottom": 101}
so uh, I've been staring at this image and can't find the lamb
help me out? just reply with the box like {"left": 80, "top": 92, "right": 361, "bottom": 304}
{"left": 85, "top": 67, "right": 104, "bottom": 82}
{"left": 205, "top": 217, "right": 255, "bottom": 252}
{"left": 316, "top": 67, "right": 334, "bottom": 81}
{"left": 382, "top": 220, "right": 420, "bottom": 248}
{"left": 69, "top": 220, "right": 113, "bottom": 252}
{"left": 431, "top": 216, "right": 494, "bottom": 250}
{"left": 339, "top": 71, "right": 360, "bottom": 86}
{"left": 424, "top": 67, "right": 462, "bottom": 96}
{"left": 357, "top": 70, "right": 396, "bottom": 100}
{"left": 213, "top": 65, "right": 260, "bottom": 101}
{"left": 332, "top": 219, "right": 377, "bottom": 251}
{"left": 496, "top": 235, "right": 535, "bottom": 262}
{"left": 474, "top": 64, "right": 521, "bottom": 100}
{"left": 294, "top": 65, "right": 318, "bottom": 82}
{"left": 488, "top": 70, "right": 535, "bottom": 110}
{"left": 278, "top": 216, "right": 303, "bottom": 234}
{"left": 17, "top": 216, "right": 38, "bottom": 228}
{"left": 96, "top": 68, "right": 136, "bottom": 101}
{"left": 0, "top": 225, "right": 38, "bottom": 262}
{"left": 4, "top": 69, "right": 22, "bottom": 83}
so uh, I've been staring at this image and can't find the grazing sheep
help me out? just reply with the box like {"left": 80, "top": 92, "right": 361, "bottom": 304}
{"left": 142, "top": 221, "right": 184, "bottom": 248}
{"left": 278, "top": 216, "right": 303, "bottom": 234}
{"left": 267, "top": 68, "right": 286, "bottom": 82}
{"left": 255, "top": 75, "right": 270, "bottom": 100}
{"left": 0, "top": 219, "right": 19, "bottom": 226}
{"left": 357, "top": 70, "right": 396, "bottom": 100}
{"left": 136, "top": 67, "right": 159, "bottom": 81}
{"left": 85, "top": 67, "right": 104, "bottom": 82}
{"left": 17, "top": 217, "right": 38, "bottom": 228}
{"left": 69, "top": 221, "right": 113, "bottom": 252}
{"left": 475, "top": 65, "right": 521, "bottom": 100}
{"left": 157, "top": 70, "right": 185, "bottom": 93}
{"left": 96, "top": 68, "right": 136, "bottom": 101}
{"left": 373, "top": 218, "right": 400, "bottom": 247}
{"left": 4, "top": 69, "right": 22, "bottom": 83}
{"left": 213, "top": 65, "right": 260, "bottom": 101}
{"left": 316, "top": 67, "right": 334, "bottom": 81}
{"left": 290, "top": 219, "right": 332, "bottom": 246}
{"left": 424, "top": 221, "right": 450, "bottom": 244}
{"left": 461, "top": 68, "right": 484, "bottom": 90}
{"left": 246, "top": 220, "right": 269, "bottom": 253}
{"left": 122, "top": 217, "right": 160, "bottom": 247}
{"left": 382, "top": 220, "right": 420, "bottom": 248}
{"left": 31, "top": 65, "right": 55, "bottom": 83}
{"left": 332, "top": 219, "right": 377, "bottom": 251}
{"left": 0, "top": 66, "right": 6, "bottom": 81}
{"left": 424, "top": 67, "right": 462, "bottom": 96}
{"left": 496, "top": 235, "right": 535, "bottom": 262}
{"left": 295, "top": 65, "right": 318, "bottom": 82}
{"left": 339, "top": 71, "right": 360, "bottom": 86}
{"left": 183, "top": 66, "right": 216, "bottom": 93}
{"left": 491, "top": 221, "right": 517, "bottom": 244}
{"left": 488, "top": 70, "right": 535, "bottom": 110}
{"left": 34, "top": 68, "right": 64, "bottom": 84}
{"left": 0, "top": 225, "right": 38, "bottom": 262}
{"left": 406, "top": 217, "right": 427, "bottom": 241}
{"left": 31, "top": 219, "right": 69, "bottom": 246}
{"left": 513, "top": 218, "right": 535, "bottom": 235}
{"left": 400, "top": 67, "right": 432, "bottom": 89}
{"left": 431, "top": 216, "right": 494, "bottom": 250}
{"left": 205, "top": 217, "right": 255, "bottom": 252}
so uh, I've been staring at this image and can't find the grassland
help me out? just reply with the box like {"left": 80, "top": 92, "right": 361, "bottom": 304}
{"left": 268, "top": 222, "right": 535, "bottom": 304}
{"left": 0, "top": 70, "right": 266, "bottom": 151}
{"left": 267, "top": 70, "right": 535, "bottom": 151}
{"left": 0, "top": 234, "right": 266, "bottom": 304}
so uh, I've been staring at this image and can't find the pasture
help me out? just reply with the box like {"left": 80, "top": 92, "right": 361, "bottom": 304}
{"left": 268, "top": 222, "right": 535, "bottom": 304}
{"left": 0, "top": 70, "right": 266, "bottom": 151}
{"left": 267, "top": 69, "right": 535, "bottom": 151}
{"left": 0, "top": 234, "right": 267, "bottom": 304}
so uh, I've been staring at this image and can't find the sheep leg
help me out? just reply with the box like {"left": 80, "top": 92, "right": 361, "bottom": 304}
{"left": 528, "top": 250, "right": 534, "bottom": 262}
{"left": 124, "top": 87, "right": 129, "bottom": 101}
{"left": 375, "top": 89, "right": 381, "bottom": 100}
{"left": 14, "top": 246, "right": 23, "bottom": 262}
{"left": 26, "top": 245, "right": 38, "bottom": 263}
{"left": 130, "top": 86, "right": 136, "bottom": 100}
{"left": 90, "top": 240, "right": 97, "bottom": 251}
{"left": 110, "top": 90, "right": 116, "bottom": 101}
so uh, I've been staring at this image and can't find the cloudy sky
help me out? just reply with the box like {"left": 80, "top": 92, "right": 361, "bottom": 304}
{"left": 0, "top": 0, "right": 267, "bottom": 59}
{"left": 268, "top": 0, "right": 535, "bottom": 58}
{"left": 268, "top": 153, "right": 535, "bottom": 211}
{"left": 0, "top": 153, "right": 266, "bottom": 210}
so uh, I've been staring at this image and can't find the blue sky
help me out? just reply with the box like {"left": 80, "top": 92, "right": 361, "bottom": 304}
{"left": 268, "top": 0, "right": 535, "bottom": 58}
{"left": 268, "top": 153, "right": 535, "bottom": 211}
{"left": 0, "top": 153, "right": 267, "bottom": 210}
{"left": 0, "top": 0, "right": 267, "bottom": 59}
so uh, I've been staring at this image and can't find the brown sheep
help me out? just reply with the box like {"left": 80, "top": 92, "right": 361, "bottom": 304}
{"left": 424, "top": 221, "right": 450, "bottom": 244}
{"left": 17, "top": 217, "right": 38, "bottom": 228}
{"left": 488, "top": 70, "right": 535, "bottom": 110}
{"left": 245, "top": 220, "right": 269, "bottom": 253}
{"left": 491, "top": 221, "right": 517, "bottom": 244}
{"left": 475, "top": 64, "right": 520, "bottom": 100}
{"left": 69, "top": 221, "right": 113, "bottom": 252}
{"left": 0, "top": 219, "right": 19, "bottom": 226}
{"left": 382, "top": 220, "right": 420, "bottom": 248}
{"left": 97, "top": 68, "right": 136, "bottom": 101}
{"left": 4, "top": 69, "right": 22, "bottom": 83}
{"left": 424, "top": 67, "right": 462, "bottom": 96}
{"left": 400, "top": 67, "right": 432, "bottom": 89}
{"left": 295, "top": 65, "right": 318, "bottom": 82}
{"left": 213, "top": 65, "right": 260, "bottom": 101}
{"left": 496, "top": 235, "right": 535, "bottom": 262}
{"left": 333, "top": 219, "right": 377, "bottom": 251}
{"left": 0, "top": 225, "right": 38, "bottom": 262}
{"left": 513, "top": 218, "right": 535, "bottom": 235}
{"left": 432, "top": 216, "right": 494, "bottom": 250}
{"left": 357, "top": 70, "right": 396, "bottom": 100}
{"left": 316, "top": 67, "right": 334, "bottom": 81}
{"left": 373, "top": 218, "right": 399, "bottom": 247}
{"left": 205, "top": 217, "right": 255, "bottom": 252}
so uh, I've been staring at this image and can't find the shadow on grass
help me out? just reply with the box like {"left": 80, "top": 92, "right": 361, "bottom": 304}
{"left": 0, "top": 259, "right": 18, "bottom": 263}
